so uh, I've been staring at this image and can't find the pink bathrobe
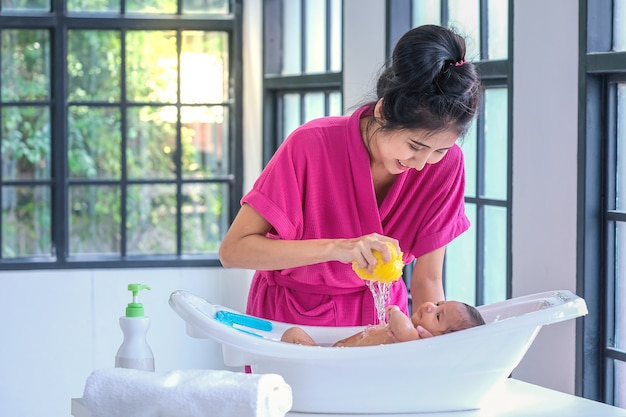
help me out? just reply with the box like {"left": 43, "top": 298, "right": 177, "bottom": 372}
{"left": 242, "top": 105, "right": 469, "bottom": 326}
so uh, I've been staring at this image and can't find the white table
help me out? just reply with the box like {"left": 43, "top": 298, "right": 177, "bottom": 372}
{"left": 72, "top": 378, "right": 626, "bottom": 417}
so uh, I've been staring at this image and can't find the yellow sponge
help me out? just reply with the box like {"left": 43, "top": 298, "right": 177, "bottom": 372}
{"left": 352, "top": 242, "right": 404, "bottom": 284}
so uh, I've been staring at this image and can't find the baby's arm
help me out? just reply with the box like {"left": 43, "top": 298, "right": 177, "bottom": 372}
{"left": 386, "top": 306, "right": 421, "bottom": 342}
{"left": 386, "top": 306, "right": 434, "bottom": 341}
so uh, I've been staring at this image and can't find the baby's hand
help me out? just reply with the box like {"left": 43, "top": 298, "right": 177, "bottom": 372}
{"left": 416, "top": 325, "right": 434, "bottom": 339}
{"left": 386, "top": 329, "right": 400, "bottom": 343}
{"left": 385, "top": 305, "right": 402, "bottom": 315}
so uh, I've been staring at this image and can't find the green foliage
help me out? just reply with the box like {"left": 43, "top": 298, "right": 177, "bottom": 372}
{"left": 69, "top": 185, "right": 122, "bottom": 253}
{"left": 67, "top": 30, "right": 121, "bottom": 102}
{"left": 66, "top": 0, "right": 119, "bottom": 12}
{"left": 68, "top": 105, "right": 122, "bottom": 178}
{"left": 1, "top": 106, "right": 50, "bottom": 180}
{"left": 2, "top": 26, "right": 229, "bottom": 259}
{"left": 1, "top": 30, "right": 49, "bottom": 101}
{"left": 1, "top": 187, "right": 51, "bottom": 257}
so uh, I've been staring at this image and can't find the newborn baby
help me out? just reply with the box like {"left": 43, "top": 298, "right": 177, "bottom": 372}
{"left": 281, "top": 300, "right": 485, "bottom": 347}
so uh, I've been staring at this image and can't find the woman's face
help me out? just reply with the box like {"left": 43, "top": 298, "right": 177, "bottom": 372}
{"left": 371, "top": 101, "right": 459, "bottom": 174}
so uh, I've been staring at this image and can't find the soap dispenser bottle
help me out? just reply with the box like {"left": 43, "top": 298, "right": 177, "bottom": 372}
{"left": 115, "top": 283, "right": 155, "bottom": 372}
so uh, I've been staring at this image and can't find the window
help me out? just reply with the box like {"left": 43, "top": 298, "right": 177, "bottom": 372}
{"left": 0, "top": 0, "right": 242, "bottom": 268}
{"left": 262, "top": 0, "right": 343, "bottom": 165}
{"left": 390, "top": 0, "right": 512, "bottom": 307}
{"left": 580, "top": 0, "right": 626, "bottom": 406}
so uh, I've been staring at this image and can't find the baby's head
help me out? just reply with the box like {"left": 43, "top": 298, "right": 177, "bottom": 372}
{"left": 411, "top": 300, "right": 485, "bottom": 336}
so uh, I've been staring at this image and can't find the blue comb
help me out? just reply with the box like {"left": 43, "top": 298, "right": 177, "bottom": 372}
{"left": 215, "top": 310, "right": 273, "bottom": 337}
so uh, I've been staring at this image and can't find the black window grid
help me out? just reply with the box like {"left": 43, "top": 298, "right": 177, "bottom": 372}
{"left": 262, "top": 0, "right": 343, "bottom": 164}
{"left": 389, "top": 0, "right": 513, "bottom": 309}
{"left": 0, "top": 0, "right": 244, "bottom": 269}
{"left": 579, "top": 0, "right": 626, "bottom": 404}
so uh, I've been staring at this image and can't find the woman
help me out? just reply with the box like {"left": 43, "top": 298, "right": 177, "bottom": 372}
{"left": 219, "top": 24, "right": 481, "bottom": 327}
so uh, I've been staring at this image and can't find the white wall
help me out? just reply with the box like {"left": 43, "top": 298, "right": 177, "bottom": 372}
{"left": 242, "top": 0, "right": 263, "bottom": 191}
{"left": 509, "top": 0, "right": 579, "bottom": 394}
{"left": 0, "top": 267, "right": 253, "bottom": 416}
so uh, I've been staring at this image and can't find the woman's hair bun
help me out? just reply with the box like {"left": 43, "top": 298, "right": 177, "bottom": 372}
{"left": 376, "top": 25, "right": 481, "bottom": 136}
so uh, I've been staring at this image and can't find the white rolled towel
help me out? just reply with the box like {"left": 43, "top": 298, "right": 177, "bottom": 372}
{"left": 83, "top": 368, "right": 293, "bottom": 417}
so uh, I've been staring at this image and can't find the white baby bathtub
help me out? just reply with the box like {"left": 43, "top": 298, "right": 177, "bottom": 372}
{"left": 169, "top": 289, "right": 587, "bottom": 414}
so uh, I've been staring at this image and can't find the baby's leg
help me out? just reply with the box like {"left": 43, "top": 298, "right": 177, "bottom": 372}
{"left": 281, "top": 327, "right": 318, "bottom": 346}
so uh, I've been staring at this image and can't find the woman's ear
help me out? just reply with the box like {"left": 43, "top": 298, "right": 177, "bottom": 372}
{"left": 373, "top": 98, "right": 384, "bottom": 119}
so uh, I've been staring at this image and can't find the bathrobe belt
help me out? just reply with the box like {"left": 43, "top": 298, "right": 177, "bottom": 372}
{"left": 266, "top": 273, "right": 369, "bottom": 296}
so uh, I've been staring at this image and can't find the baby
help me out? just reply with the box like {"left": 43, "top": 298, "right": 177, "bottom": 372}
{"left": 281, "top": 300, "right": 485, "bottom": 347}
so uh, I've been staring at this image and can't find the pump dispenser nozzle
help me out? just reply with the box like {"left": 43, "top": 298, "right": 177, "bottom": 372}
{"left": 125, "top": 283, "right": 151, "bottom": 317}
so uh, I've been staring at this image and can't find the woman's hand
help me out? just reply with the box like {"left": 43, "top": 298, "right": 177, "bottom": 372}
{"left": 334, "top": 233, "right": 400, "bottom": 274}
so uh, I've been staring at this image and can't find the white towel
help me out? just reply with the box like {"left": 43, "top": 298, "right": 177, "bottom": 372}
{"left": 83, "top": 368, "right": 293, "bottom": 417}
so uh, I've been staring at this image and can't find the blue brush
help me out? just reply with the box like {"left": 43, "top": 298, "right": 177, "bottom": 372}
{"left": 215, "top": 310, "right": 273, "bottom": 335}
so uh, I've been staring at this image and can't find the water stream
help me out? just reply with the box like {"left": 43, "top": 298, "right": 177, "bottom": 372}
{"left": 367, "top": 280, "right": 392, "bottom": 325}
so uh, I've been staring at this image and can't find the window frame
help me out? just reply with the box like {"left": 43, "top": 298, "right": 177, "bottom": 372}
{"left": 578, "top": 0, "right": 626, "bottom": 403}
{"left": 262, "top": 0, "right": 343, "bottom": 165}
{"left": 388, "top": 0, "right": 514, "bottom": 308}
{"left": 0, "top": 0, "right": 244, "bottom": 270}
